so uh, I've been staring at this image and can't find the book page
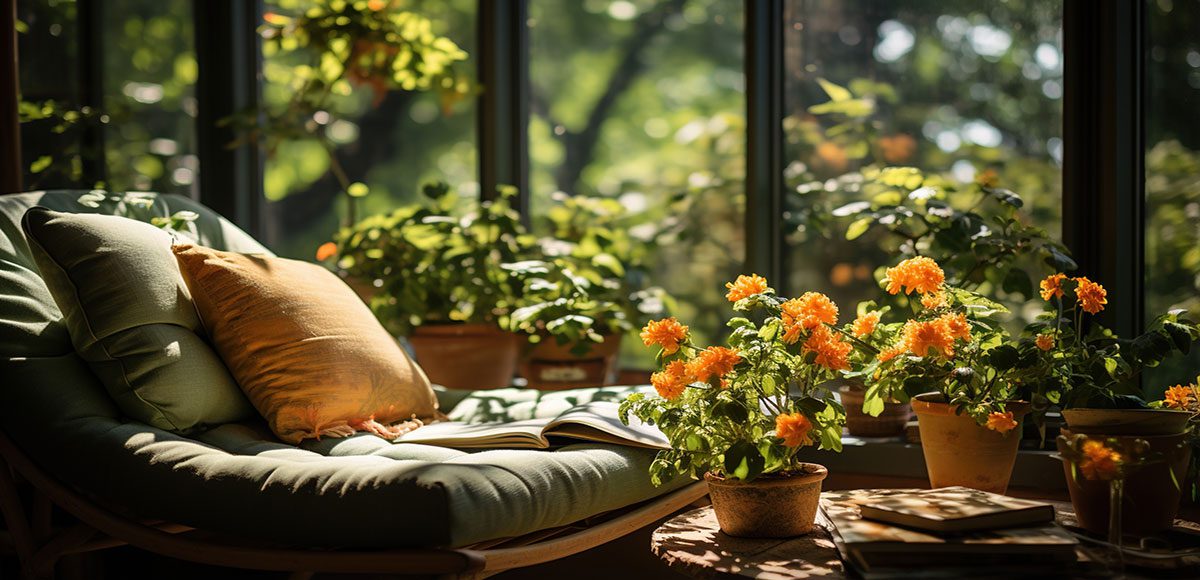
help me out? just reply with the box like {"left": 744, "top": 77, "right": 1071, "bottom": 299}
{"left": 542, "top": 401, "right": 670, "bottom": 450}
{"left": 397, "top": 418, "right": 551, "bottom": 449}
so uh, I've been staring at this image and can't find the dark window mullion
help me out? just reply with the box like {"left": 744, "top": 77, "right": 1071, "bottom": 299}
{"left": 745, "top": 0, "right": 784, "bottom": 286}
{"left": 1, "top": 0, "right": 20, "bottom": 193}
{"left": 194, "top": 0, "right": 264, "bottom": 235}
{"left": 478, "top": 0, "right": 529, "bottom": 214}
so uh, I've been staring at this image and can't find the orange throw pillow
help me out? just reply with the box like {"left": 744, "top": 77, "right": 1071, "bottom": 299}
{"left": 172, "top": 244, "right": 438, "bottom": 444}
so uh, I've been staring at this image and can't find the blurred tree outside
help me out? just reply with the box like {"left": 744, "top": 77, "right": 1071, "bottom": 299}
{"left": 1144, "top": 0, "right": 1200, "bottom": 390}
{"left": 528, "top": 0, "right": 746, "bottom": 367}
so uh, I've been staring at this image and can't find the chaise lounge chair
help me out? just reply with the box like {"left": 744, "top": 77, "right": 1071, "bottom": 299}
{"left": 0, "top": 190, "right": 705, "bottom": 579}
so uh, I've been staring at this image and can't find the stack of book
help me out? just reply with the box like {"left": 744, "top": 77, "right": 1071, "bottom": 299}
{"left": 820, "top": 487, "right": 1088, "bottom": 578}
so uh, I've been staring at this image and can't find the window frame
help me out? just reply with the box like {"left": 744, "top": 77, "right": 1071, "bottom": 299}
{"left": 6, "top": 0, "right": 1150, "bottom": 387}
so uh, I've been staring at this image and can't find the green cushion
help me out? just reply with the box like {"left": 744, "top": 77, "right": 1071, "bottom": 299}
{"left": 21, "top": 207, "right": 256, "bottom": 432}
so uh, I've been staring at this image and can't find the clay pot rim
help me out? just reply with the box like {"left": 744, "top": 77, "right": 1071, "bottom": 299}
{"left": 1059, "top": 427, "right": 1190, "bottom": 441}
{"left": 911, "top": 392, "right": 1030, "bottom": 417}
{"left": 704, "top": 464, "right": 828, "bottom": 488}
{"left": 411, "top": 322, "right": 514, "bottom": 337}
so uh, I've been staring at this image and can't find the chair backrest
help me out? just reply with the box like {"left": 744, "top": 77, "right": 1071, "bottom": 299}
{"left": 0, "top": 190, "right": 269, "bottom": 360}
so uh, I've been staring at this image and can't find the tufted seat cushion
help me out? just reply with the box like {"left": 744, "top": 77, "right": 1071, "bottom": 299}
{"left": 0, "top": 191, "right": 685, "bottom": 548}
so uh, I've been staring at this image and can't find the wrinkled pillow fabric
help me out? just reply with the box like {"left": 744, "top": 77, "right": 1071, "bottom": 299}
{"left": 20, "top": 207, "right": 255, "bottom": 432}
{"left": 172, "top": 243, "right": 438, "bottom": 444}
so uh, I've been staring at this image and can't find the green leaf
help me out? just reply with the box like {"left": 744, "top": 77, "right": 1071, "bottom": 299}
{"left": 1164, "top": 322, "right": 1194, "bottom": 354}
{"left": 845, "top": 218, "right": 872, "bottom": 240}
{"left": 347, "top": 182, "right": 370, "bottom": 198}
{"left": 29, "top": 155, "right": 51, "bottom": 174}
{"left": 1104, "top": 357, "right": 1119, "bottom": 378}
{"left": 816, "top": 78, "right": 852, "bottom": 102}
{"left": 723, "top": 441, "right": 765, "bottom": 481}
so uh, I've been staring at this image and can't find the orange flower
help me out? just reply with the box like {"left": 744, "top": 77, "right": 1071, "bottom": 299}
{"left": 686, "top": 347, "right": 741, "bottom": 384}
{"left": 1036, "top": 333, "right": 1055, "bottom": 351}
{"left": 852, "top": 311, "right": 881, "bottom": 338}
{"left": 815, "top": 142, "right": 848, "bottom": 172}
{"left": 884, "top": 256, "right": 945, "bottom": 295}
{"left": 640, "top": 317, "right": 689, "bottom": 355}
{"left": 986, "top": 411, "right": 1018, "bottom": 433}
{"left": 878, "top": 134, "right": 917, "bottom": 164}
{"left": 1039, "top": 273, "right": 1067, "bottom": 301}
{"left": 315, "top": 242, "right": 338, "bottom": 261}
{"left": 1079, "top": 439, "right": 1123, "bottom": 481}
{"left": 921, "top": 291, "right": 947, "bottom": 309}
{"left": 878, "top": 345, "right": 905, "bottom": 362}
{"left": 938, "top": 313, "right": 971, "bottom": 342}
{"left": 1164, "top": 384, "right": 1198, "bottom": 410}
{"left": 651, "top": 360, "right": 692, "bottom": 401}
{"left": 900, "top": 319, "right": 956, "bottom": 358}
{"left": 775, "top": 412, "right": 814, "bottom": 447}
{"left": 803, "top": 324, "right": 852, "bottom": 371}
{"left": 781, "top": 292, "right": 840, "bottom": 333}
{"left": 975, "top": 168, "right": 1000, "bottom": 188}
{"left": 725, "top": 274, "right": 771, "bottom": 303}
{"left": 1075, "top": 277, "right": 1107, "bottom": 314}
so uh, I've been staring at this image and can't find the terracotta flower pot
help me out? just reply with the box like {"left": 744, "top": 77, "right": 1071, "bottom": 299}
{"left": 704, "top": 464, "right": 828, "bottom": 538}
{"left": 518, "top": 334, "right": 622, "bottom": 390}
{"left": 840, "top": 384, "right": 911, "bottom": 438}
{"left": 1062, "top": 408, "right": 1192, "bottom": 436}
{"left": 408, "top": 323, "right": 521, "bottom": 390}
{"left": 1058, "top": 426, "right": 1192, "bottom": 536}
{"left": 911, "top": 393, "right": 1030, "bottom": 494}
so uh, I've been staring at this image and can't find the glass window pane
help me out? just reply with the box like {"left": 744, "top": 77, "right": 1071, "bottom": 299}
{"left": 259, "top": 0, "right": 477, "bottom": 260}
{"left": 100, "top": 0, "right": 198, "bottom": 194}
{"left": 1144, "top": 0, "right": 1200, "bottom": 389}
{"left": 782, "top": 0, "right": 1063, "bottom": 324}
{"left": 17, "top": 0, "right": 85, "bottom": 189}
{"left": 528, "top": 0, "right": 746, "bottom": 366}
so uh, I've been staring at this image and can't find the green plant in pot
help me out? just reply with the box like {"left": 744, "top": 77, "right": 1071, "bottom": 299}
{"left": 858, "top": 257, "right": 1032, "bottom": 494}
{"left": 512, "top": 194, "right": 673, "bottom": 388}
{"left": 503, "top": 257, "right": 632, "bottom": 390}
{"left": 1015, "top": 273, "right": 1200, "bottom": 433}
{"left": 621, "top": 274, "right": 862, "bottom": 538}
{"left": 326, "top": 182, "right": 534, "bottom": 389}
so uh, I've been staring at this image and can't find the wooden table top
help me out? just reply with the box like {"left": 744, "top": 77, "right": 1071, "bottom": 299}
{"left": 651, "top": 496, "right": 1200, "bottom": 579}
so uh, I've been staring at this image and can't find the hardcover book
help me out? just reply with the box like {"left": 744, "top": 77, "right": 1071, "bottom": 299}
{"left": 857, "top": 486, "right": 1056, "bottom": 533}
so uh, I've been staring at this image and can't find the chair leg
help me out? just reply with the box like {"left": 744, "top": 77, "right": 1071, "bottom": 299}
{"left": 0, "top": 459, "right": 38, "bottom": 579}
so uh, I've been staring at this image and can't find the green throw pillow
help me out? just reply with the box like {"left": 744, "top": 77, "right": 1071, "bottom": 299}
{"left": 21, "top": 207, "right": 255, "bottom": 432}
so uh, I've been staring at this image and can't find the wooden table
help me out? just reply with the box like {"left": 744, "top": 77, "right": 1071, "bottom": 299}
{"left": 651, "top": 496, "right": 1200, "bottom": 579}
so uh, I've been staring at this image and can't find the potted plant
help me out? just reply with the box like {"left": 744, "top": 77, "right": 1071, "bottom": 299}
{"left": 503, "top": 258, "right": 631, "bottom": 389}
{"left": 836, "top": 304, "right": 910, "bottom": 437}
{"left": 324, "top": 182, "right": 533, "bottom": 389}
{"left": 621, "top": 274, "right": 862, "bottom": 538}
{"left": 507, "top": 194, "right": 672, "bottom": 389}
{"left": 1015, "top": 273, "right": 1200, "bottom": 434}
{"left": 859, "top": 257, "right": 1031, "bottom": 493}
{"left": 1057, "top": 380, "right": 1195, "bottom": 537}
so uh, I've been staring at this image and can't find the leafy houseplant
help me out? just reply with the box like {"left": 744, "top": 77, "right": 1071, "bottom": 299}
{"left": 505, "top": 194, "right": 673, "bottom": 389}
{"left": 621, "top": 275, "right": 860, "bottom": 537}
{"left": 503, "top": 258, "right": 631, "bottom": 389}
{"left": 325, "top": 182, "right": 533, "bottom": 389}
{"left": 853, "top": 257, "right": 1032, "bottom": 493}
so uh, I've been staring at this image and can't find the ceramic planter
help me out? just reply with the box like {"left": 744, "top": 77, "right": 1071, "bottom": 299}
{"left": 1058, "top": 408, "right": 1193, "bottom": 537}
{"left": 408, "top": 323, "right": 521, "bottom": 390}
{"left": 704, "top": 464, "right": 828, "bottom": 538}
{"left": 518, "top": 334, "right": 622, "bottom": 390}
{"left": 910, "top": 393, "right": 1030, "bottom": 494}
{"left": 1061, "top": 408, "right": 1192, "bottom": 436}
{"left": 839, "top": 384, "right": 911, "bottom": 438}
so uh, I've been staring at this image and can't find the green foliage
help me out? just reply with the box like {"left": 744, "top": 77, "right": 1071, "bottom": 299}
{"left": 503, "top": 258, "right": 629, "bottom": 356}
{"left": 621, "top": 284, "right": 854, "bottom": 484}
{"left": 330, "top": 182, "right": 532, "bottom": 335}
{"left": 75, "top": 191, "right": 199, "bottom": 236}
{"left": 229, "top": 0, "right": 475, "bottom": 214}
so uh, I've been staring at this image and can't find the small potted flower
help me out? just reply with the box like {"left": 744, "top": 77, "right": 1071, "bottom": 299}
{"left": 621, "top": 274, "right": 863, "bottom": 538}
{"left": 860, "top": 257, "right": 1031, "bottom": 493}
{"left": 322, "top": 183, "right": 533, "bottom": 389}
{"left": 1018, "top": 273, "right": 1200, "bottom": 435}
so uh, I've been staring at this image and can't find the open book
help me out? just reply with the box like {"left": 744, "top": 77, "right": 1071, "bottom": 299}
{"left": 397, "top": 401, "right": 670, "bottom": 450}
